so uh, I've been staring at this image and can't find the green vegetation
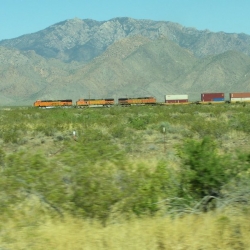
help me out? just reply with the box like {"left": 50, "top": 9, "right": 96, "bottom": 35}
{"left": 1, "top": 103, "right": 250, "bottom": 249}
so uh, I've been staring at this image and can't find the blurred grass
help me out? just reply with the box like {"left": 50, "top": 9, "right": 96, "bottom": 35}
{"left": 1, "top": 207, "right": 250, "bottom": 250}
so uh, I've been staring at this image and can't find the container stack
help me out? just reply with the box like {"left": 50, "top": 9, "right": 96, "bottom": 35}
{"left": 165, "top": 95, "right": 189, "bottom": 104}
{"left": 230, "top": 93, "right": 250, "bottom": 102}
{"left": 201, "top": 93, "right": 224, "bottom": 102}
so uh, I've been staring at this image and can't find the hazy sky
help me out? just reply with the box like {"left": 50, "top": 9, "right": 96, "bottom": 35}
{"left": 1, "top": 0, "right": 250, "bottom": 41}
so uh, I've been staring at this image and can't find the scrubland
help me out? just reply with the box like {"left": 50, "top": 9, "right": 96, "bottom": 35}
{"left": 1, "top": 103, "right": 250, "bottom": 249}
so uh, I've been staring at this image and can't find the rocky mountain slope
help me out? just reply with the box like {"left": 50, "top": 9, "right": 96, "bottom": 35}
{"left": 1, "top": 17, "right": 250, "bottom": 63}
{"left": 1, "top": 18, "right": 250, "bottom": 106}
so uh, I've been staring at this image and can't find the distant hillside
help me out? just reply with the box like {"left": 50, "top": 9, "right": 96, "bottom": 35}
{"left": 0, "top": 46, "right": 82, "bottom": 105}
{"left": 173, "top": 50, "right": 250, "bottom": 100}
{"left": 68, "top": 37, "right": 250, "bottom": 102}
{"left": 1, "top": 35, "right": 250, "bottom": 106}
{"left": 69, "top": 36, "right": 197, "bottom": 100}
{"left": 1, "top": 17, "right": 250, "bottom": 106}
{"left": 1, "top": 17, "right": 250, "bottom": 63}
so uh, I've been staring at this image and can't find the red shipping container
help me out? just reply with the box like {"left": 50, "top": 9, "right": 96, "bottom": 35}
{"left": 165, "top": 99, "right": 188, "bottom": 103}
{"left": 201, "top": 93, "right": 224, "bottom": 102}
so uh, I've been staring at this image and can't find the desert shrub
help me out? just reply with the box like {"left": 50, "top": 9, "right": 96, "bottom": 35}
{"left": 54, "top": 133, "right": 64, "bottom": 141}
{"left": 54, "top": 132, "right": 125, "bottom": 221}
{"left": 117, "top": 161, "right": 178, "bottom": 216}
{"left": 110, "top": 124, "right": 127, "bottom": 138}
{"left": 220, "top": 159, "right": 250, "bottom": 210}
{"left": 0, "top": 148, "right": 5, "bottom": 166}
{"left": 0, "top": 152, "right": 68, "bottom": 214}
{"left": 70, "top": 163, "right": 122, "bottom": 222}
{"left": 59, "top": 128, "right": 126, "bottom": 167}
{"left": 177, "top": 137, "right": 231, "bottom": 199}
{"left": 128, "top": 116, "right": 149, "bottom": 130}
{"left": 122, "top": 130, "right": 144, "bottom": 153}
{"left": 34, "top": 124, "right": 57, "bottom": 136}
{"left": 190, "top": 119, "right": 229, "bottom": 138}
{"left": 57, "top": 132, "right": 180, "bottom": 220}
{"left": 229, "top": 112, "right": 250, "bottom": 133}
{"left": 1, "top": 125, "right": 21, "bottom": 143}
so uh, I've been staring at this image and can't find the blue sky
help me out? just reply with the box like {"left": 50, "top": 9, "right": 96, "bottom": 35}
{"left": 1, "top": 0, "right": 250, "bottom": 41}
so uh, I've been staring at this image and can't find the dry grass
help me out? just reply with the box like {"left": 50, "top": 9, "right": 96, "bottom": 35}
{"left": 1, "top": 205, "right": 250, "bottom": 250}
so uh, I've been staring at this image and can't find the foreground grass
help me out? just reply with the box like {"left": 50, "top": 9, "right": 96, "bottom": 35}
{"left": 1, "top": 104, "right": 250, "bottom": 249}
{"left": 1, "top": 207, "right": 250, "bottom": 250}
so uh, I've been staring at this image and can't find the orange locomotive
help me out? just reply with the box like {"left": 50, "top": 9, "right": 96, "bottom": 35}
{"left": 76, "top": 98, "right": 115, "bottom": 107}
{"left": 118, "top": 97, "right": 157, "bottom": 105}
{"left": 34, "top": 99, "right": 73, "bottom": 107}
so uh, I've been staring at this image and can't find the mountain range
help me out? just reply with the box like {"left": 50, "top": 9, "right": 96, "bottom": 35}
{"left": 1, "top": 17, "right": 250, "bottom": 105}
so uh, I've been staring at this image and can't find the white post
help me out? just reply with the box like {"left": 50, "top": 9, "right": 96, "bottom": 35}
{"left": 163, "top": 127, "right": 166, "bottom": 153}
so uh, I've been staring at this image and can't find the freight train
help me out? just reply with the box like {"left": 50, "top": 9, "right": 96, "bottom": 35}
{"left": 33, "top": 92, "right": 250, "bottom": 108}
{"left": 33, "top": 97, "right": 157, "bottom": 107}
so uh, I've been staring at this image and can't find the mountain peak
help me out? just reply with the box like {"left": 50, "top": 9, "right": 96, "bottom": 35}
{"left": 1, "top": 17, "right": 250, "bottom": 63}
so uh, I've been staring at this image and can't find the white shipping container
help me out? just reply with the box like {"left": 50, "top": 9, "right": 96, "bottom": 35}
{"left": 231, "top": 98, "right": 250, "bottom": 102}
{"left": 165, "top": 95, "right": 188, "bottom": 100}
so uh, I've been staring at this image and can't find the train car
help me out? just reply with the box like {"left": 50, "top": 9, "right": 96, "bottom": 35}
{"left": 34, "top": 99, "right": 73, "bottom": 107}
{"left": 201, "top": 93, "right": 225, "bottom": 103}
{"left": 118, "top": 97, "right": 156, "bottom": 105}
{"left": 230, "top": 92, "right": 250, "bottom": 103}
{"left": 76, "top": 98, "right": 115, "bottom": 107}
{"left": 165, "top": 95, "right": 189, "bottom": 104}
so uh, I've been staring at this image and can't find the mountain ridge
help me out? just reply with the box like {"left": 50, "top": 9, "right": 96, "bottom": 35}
{"left": 1, "top": 17, "right": 250, "bottom": 63}
{"left": 0, "top": 18, "right": 250, "bottom": 105}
